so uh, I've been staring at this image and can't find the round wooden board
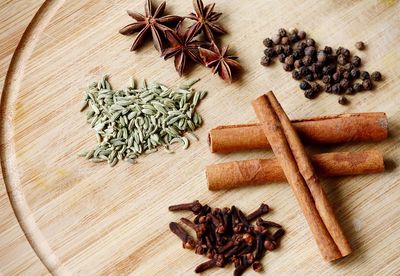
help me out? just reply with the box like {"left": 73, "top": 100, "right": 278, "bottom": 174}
{"left": 1, "top": 0, "right": 400, "bottom": 275}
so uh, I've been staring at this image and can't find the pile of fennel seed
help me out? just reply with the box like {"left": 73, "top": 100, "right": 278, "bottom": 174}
{"left": 79, "top": 76, "right": 207, "bottom": 167}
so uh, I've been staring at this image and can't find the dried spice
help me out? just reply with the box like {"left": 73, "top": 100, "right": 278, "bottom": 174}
{"left": 79, "top": 76, "right": 206, "bottom": 166}
{"left": 260, "top": 28, "right": 383, "bottom": 104}
{"left": 120, "top": 0, "right": 240, "bottom": 82}
{"left": 169, "top": 201, "right": 285, "bottom": 275}
{"left": 187, "top": 0, "right": 226, "bottom": 42}
{"left": 162, "top": 23, "right": 205, "bottom": 76}
{"left": 199, "top": 42, "right": 242, "bottom": 83}
{"left": 119, "top": 0, "right": 182, "bottom": 51}
{"left": 355, "top": 41, "right": 365, "bottom": 50}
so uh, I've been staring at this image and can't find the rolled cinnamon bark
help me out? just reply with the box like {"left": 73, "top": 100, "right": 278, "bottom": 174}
{"left": 252, "top": 92, "right": 351, "bottom": 261}
{"left": 209, "top": 112, "right": 388, "bottom": 153}
{"left": 207, "top": 150, "right": 384, "bottom": 191}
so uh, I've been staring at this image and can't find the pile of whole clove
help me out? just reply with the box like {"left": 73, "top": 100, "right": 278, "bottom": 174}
{"left": 169, "top": 200, "right": 284, "bottom": 275}
{"left": 261, "top": 28, "right": 382, "bottom": 105}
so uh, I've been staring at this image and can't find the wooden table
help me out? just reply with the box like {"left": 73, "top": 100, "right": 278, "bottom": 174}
{"left": 1, "top": 1, "right": 399, "bottom": 275}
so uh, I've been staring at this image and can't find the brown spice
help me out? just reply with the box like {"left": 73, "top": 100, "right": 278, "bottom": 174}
{"left": 169, "top": 202, "right": 284, "bottom": 275}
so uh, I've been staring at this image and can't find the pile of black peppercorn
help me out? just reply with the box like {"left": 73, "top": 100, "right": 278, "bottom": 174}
{"left": 261, "top": 28, "right": 382, "bottom": 105}
{"left": 169, "top": 201, "right": 284, "bottom": 275}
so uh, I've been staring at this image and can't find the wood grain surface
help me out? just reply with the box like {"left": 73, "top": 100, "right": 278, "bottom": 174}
{"left": 1, "top": 0, "right": 399, "bottom": 275}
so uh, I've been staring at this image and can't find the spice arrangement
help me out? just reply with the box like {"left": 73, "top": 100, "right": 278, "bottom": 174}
{"left": 205, "top": 91, "right": 387, "bottom": 261}
{"left": 261, "top": 28, "right": 382, "bottom": 104}
{"left": 79, "top": 76, "right": 206, "bottom": 166}
{"left": 120, "top": 0, "right": 241, "bottom": 82}
{"left": 169, "top": 201, "right": 284, "bottom": 275}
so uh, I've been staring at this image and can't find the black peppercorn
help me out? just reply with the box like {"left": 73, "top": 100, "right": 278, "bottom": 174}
{"left": 340, "top": 79, "right": 350, "bottom": 89}
{"left": 283, "top": 63, "right": 293, "bottom": 72}
{"left": 342, "top": 71, "right": 350, "bottom": 79}
{"left": 331, "top": 83, "right": 342, "bottom": 94}
{"left": 322, "top": 75, "right": 331, "bottom": 84}
{"left": 264, "top": 47, "right": 275, "bottom": 57}
{"left": 304, "top": 89, "right": 317, "bottom": 99}
{"left": 275, "top": 45, "right": 284, "bottom": 54}
{"left": 263, "top": 38, "right": 274, "bottom": 47}
{"left": 362, "top": 79, "right": 373, "bottom": 90}
{"left": 299, "top": 66, "right": 310, "bottom": 76}
{"left": 324, "top": 46, "right": 332, "bottom": 54}
{"left": 353, "top": 83, "right": 363, "bottom": 92}
{"left": 292, "top": 70, "right": 301, "bottom": 80}
{"left": 345, "top": 87, "right": 354, "bottom": 95}
{"left": 336, "top": 66, "right": 345, "bottom": 74}
{"left": 284, "top": 55, "right": 294, "bottom": 65}
{"left": 317, "top": 51, "right": 327, "bottom": 63}
{"left": 322, "top": 64, "right": 336, "bottom": 75}
{"left": 292, "top": 50, "right": 303, "bottom": 59}
{"left": 332, "top": 72, "right": 341, "bottom": 82}
{"left": 343, "top": 63, "right": 354, "bottom": 71}
{"left": 336, "top": 47, "right": 344, "bottom": 55}
{"left": 310, "top": 63, "right": 322, "bottom": 73}
{"left": 304, "top": 46, "right": 316, "bottom": 56}
{"left": 296, "top": 41, "right": 307, "bottom": 51}
{"left": 291, "top": 28, "right": 298, "bottom": 34}
{"left": 298, "top": 30, "right": 306, "bottom": 40}
{"left": 278, "top": 53, "right": 286, "bottom": 63}
{"left": 325, "top": 84, "right": 332, "bottom": 93}
{"left": 304, "top": 74, "right": 314, "bottom": 81}
{"left": 340, "top": 48, "right": 350, "bottom": 57}
{"left": 299, "top": 81, "right": 311, "bottom": 90}
{"left": 337, "top": 54, "right": 347, "bottom": 65}
{"left": 294, "top": 59, "right": 303, "bottom": 69}
{"left": 302, "top": 55, "right": 312, "bottom": 66}
{"left": 312, "top": 83, "right": 321, "bottom": 93}
{"left": 371, "top": 71, "right": 382, "bottom": 81}
{"left": 326, "top": 54, "right": 337, "bottom": 63}
{"left": 289, "top": 33, "right": 300, "bottom": 43}
{"left": 350, "top": 68, "right": 360, "bottom": 79}
{"left": 351, "top": 56, "right": 361, "bottom": 67}
{"left": 278, "top": 28, "right": 287, "bottom": 37}
{"left": 338, "top": 96, "right": 348, "bottom": 105}
{"left": 260, "top": 56, "right": 272, "bottom": 66}
{"left": 314, "top": 72, "right": 323, "bottom": 80}
{"left": 306, "top": 38, "right": 315, "bottom": 46}
{"left": 355, "top": 41, "right": 365, "bottom": 50}
{"left": 281, "top": 36, "right": 289, "bottom": 45}
{"left": 283, "top": 45, "right": 292, "bottom": 56}
{"left": 272, "top": 34, "right": 281, "bottom": 44}
{"left": 360, "top": 71, "right": 370, "bottom": 80}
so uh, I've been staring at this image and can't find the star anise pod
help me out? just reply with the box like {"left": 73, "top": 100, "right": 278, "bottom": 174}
{"left": 162, "top": 23, "right": 206, "bottom": 76}
{"left": 199, "top": 42, "right": 241, "bottom": 83}
{"left": 119, "top": 0, "right": 182, "bottom": 52}
{"left": 187, "top": 0, "right": 227, "bottom": 42}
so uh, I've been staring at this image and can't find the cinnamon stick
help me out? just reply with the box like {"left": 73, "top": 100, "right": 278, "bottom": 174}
{"left": 252, "top": 92, "right": 351, "bottom": 261}
{"left": 209, "top": 112, "right": 388, "bottom": 153}
{"left": 207, "top": 150, "right": 384, "bottom": 191}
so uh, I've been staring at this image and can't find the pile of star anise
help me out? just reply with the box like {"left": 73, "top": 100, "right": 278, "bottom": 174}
{"left": 119, "top": 0, "right": 241, "bottom": 83}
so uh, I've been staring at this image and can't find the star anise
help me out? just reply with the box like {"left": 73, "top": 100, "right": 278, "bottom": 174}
{"left": 119, "top": 0, "right": 182, "bottom": 52}
{"left": 199, "top": 42, "right": 241, "bottom": 83}
{"left": 187, "top": 0, "right": 227, "bottom": 42}
{"left": 162, "top": 23, "right": 206, "bottom": 76}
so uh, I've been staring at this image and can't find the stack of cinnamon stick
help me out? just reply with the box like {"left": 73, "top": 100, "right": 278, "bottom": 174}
{"left": 206, "top": 92, "right": 387, "bottom": 261}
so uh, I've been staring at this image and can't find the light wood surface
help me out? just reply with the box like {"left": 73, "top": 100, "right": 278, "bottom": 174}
{"left": 1, "top": 0, "right": 399, "bottom": 275}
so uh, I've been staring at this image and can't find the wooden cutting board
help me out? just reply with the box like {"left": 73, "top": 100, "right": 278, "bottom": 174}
{"left": 1, "top": 0, "right": 399, "bottom": 275}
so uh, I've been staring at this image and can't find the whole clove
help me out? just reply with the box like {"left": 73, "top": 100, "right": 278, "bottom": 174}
{"left": 169, "top": 201, "right": 284, "bottom": 275}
